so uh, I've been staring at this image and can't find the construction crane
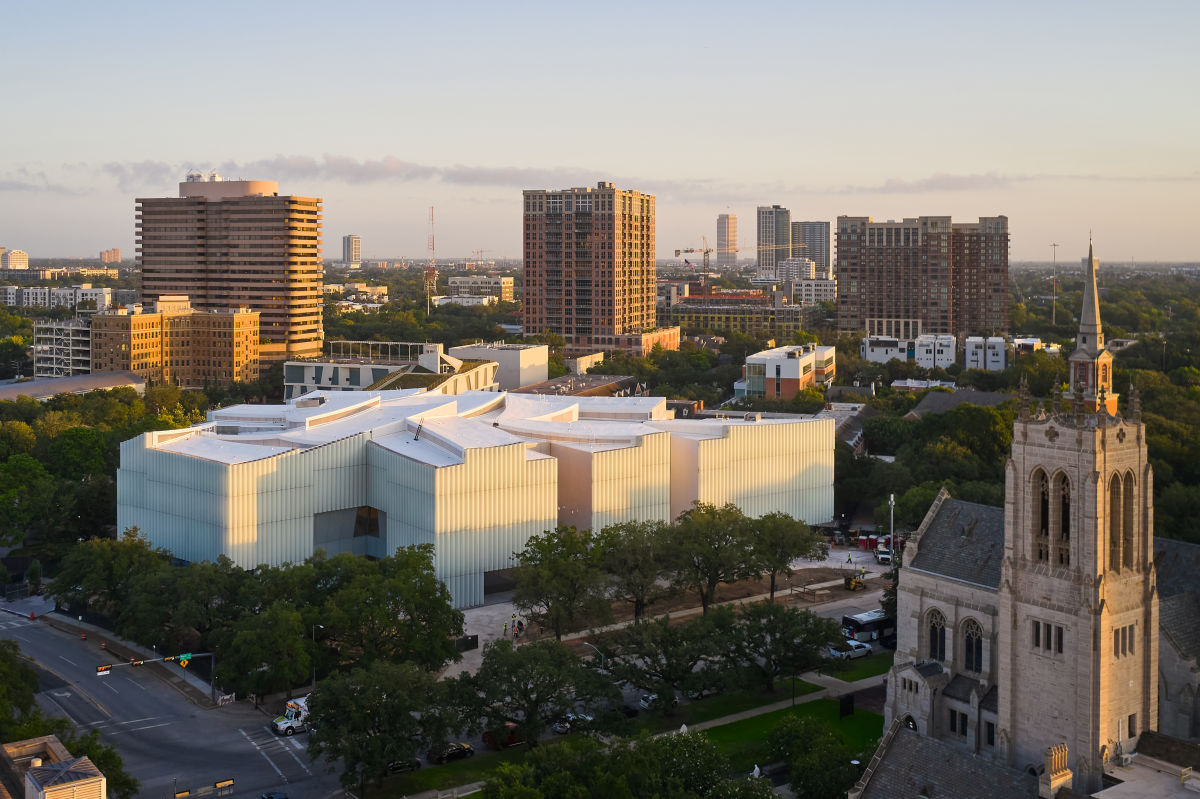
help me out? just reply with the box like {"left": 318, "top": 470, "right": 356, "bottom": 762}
{"left": 674, "top": 236, "right": 715, "bottom": 270}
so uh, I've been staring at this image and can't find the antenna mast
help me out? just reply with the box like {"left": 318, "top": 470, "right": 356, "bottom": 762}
{"left": 425, "top": 206, "right": 437, "bottom": 315}
{"left": 1049, "top": 243, "right": 1059, "bottom": 327}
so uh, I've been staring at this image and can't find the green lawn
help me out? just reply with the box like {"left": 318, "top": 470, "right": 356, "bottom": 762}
{"left": 380, "top": 746, "right": 529, "bottom": 795}
{"left": 703, "top": 699, "right": 884, "bottom": 772}
{"left": 635, "top": 678, "right": 824, "bottom": 731}
{"left": 829, "top": 651, "right": 894, "bottom": 682}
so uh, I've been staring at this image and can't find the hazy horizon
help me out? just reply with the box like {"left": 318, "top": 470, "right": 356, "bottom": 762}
{"left": 3, "top": 1, "right": 1197, "bottom": 263}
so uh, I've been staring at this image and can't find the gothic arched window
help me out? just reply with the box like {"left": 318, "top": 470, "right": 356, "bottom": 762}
{"left": 928, "top": 609, "right": 946, "bottom": 662}
{"left": 1032, "top": 470, "right": 1050, "bottom": 562}
{"left": 1122, "top": 472, "right": 1136, "bottom": 569}
{"left": 1056, "top": 474, "right": 1071, "bottom": 567}
{"left": 963, "top": 619, "right": 984, "bottom": 673}
{"left": 1109, "top": 475, "right": 1123, "bottom": 571}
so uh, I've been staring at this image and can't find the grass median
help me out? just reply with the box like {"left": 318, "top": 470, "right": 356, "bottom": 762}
{"left": 828, "top": 651, "right": 894, "bottom": 682}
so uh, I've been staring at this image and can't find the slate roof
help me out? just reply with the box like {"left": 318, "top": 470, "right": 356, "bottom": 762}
{"left": 981, "top": 685, "right": 998, "bottom": 713}
{"left": 904, "top": 389, "right": 1012, "bottom": 419}
{"left": 857, "top": 725, "right": 1037, "bottom": 799}
{"left": 1153, "top": 538, "right": 1200, "bottom": 662}
{"left": 943, "top": 674, "right": 983, "bottom": 703}
{"left": 1154, "top": 537, "right": 1200, "bottom": 598}
{"left": 910, "top": 499, "right": 1006, "bottom": 588}
{"left": 915, "top": 661, "right": 944, "bottom": 678}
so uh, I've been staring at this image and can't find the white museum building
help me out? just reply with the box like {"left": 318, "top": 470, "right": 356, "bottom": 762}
{"left": 117, "top": 390, "right": 834, "bottom": 607}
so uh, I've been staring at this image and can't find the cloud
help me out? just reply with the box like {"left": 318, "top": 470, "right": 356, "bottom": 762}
{"left": 0, "top": 166, "right": 76, "bottom": 194}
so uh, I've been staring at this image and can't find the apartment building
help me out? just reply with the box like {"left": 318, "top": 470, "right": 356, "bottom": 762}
{"left": 33, "top": 317, "right": 93, "bottom": 378}
{"left": 735, "top": 343, "right": 837, "bottom": 398}
{"left": 91, "top": 296, "right": 260, "bottom": 387}
{"left": 716, "top": 213, "right": 737, "bottom": 267}
{"left": 523, "top": 182, "right": 678, "bottom": 354}
{"left": 447, "top": 275, "right": 514, "bottom": 301}
{"left": 836, "top": 215, "right": 1009, "bottom": 339}
{"left": 137, "top": 172, "right": 323, "bottom": 360}
{"left": 756, "top": 205, "right": 790, "bottom": 273}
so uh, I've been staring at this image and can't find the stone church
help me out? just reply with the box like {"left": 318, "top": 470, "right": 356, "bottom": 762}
{"left": 854, "top": 246, "right": 1200, "bottom": 797}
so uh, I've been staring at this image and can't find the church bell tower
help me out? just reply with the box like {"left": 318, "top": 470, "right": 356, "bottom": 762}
{"left": 996, "top": 246, "right": 1157, "bottom": 792}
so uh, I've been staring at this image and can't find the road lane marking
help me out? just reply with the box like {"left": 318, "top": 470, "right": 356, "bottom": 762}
{"left": 290, "top": 738, "right": 304, "bottom": 751}
{"left": 59, "top": 656, "right": 78, "bottom": 667}
{"left": 126, "top": 677, "right": 147, "bottom": 691}
{"left": 107, "top": 722, "right": 173, "bottom": 736}
{"left": 102, "top": 682, "right": 118, "bottom": 694}
{"left": 240, "top": 728, "right": 287, "bottom": 782}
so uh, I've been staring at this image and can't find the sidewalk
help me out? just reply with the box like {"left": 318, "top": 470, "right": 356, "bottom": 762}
{"left": 445, "top": 546, "right": 889, "bottom": 678}
{"left": 0, "top": 594, "right": 219, "bottom": 708}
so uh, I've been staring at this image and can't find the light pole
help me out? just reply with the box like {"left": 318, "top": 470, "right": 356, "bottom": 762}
{"left": 311, "top": 624, "right": 324, "bottom": 688}
{"left": 580, "top": 641, "right": 605, "bottom": 669}
{"left": 889, "top": 493, "right": 895, "bottom": 547}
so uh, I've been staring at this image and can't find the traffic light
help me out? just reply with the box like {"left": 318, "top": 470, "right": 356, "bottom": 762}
{"left": 130, "top": 658, "right": 145, "bottom": 667}
{"left": 96, "top": 664, "right": 112, "bottom": 676}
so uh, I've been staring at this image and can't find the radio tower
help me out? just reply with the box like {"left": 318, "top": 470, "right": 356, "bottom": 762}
{"left": 425, "top": 206, "right": 437, "bottom": 315}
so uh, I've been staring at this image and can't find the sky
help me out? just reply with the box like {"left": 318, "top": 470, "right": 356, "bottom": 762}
{"left": 2, "top": 1, "right": 1199, "bottom": 262}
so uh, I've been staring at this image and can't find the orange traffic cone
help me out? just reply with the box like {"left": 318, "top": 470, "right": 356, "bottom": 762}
{"left": 28, "top": 611, "right": 34, "bottom": 620}
{"left": 80, "top": 631, "right": 87, "bottom": 641}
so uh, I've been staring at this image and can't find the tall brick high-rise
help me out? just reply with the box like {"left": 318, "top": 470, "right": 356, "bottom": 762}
{"left": 522, "top": 182, "right": 678, "bottom": 355}
{"left": 836, "top": 215, "right": 1008, "bottom": 339}
{"left": 137, "top": 173, "right": 324, "bottom": 360}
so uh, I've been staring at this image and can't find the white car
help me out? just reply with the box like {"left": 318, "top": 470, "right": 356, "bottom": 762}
{"left": 828, "top": 639, "right": 872, "bottom": 660}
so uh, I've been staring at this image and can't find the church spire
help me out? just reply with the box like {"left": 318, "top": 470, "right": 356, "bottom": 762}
{"left": 1075, "top": 241, "right": 1104, "bottom": 356}
{"left": 1068, "top": 241, "right": 1117, "bottom": 415}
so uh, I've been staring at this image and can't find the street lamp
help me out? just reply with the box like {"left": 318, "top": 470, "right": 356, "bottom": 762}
{"left": 580, "top": 641, "right": 605, "bottom": 668}
{"left": 311, "top": 624, "right": 324, "bottom": 688}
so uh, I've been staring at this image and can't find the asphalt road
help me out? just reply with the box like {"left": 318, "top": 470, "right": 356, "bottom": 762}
{"left": 0, "top": 615, "right": 341, "bottom": 799}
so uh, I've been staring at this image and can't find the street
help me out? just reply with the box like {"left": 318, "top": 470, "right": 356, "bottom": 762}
{"left": 0, "top": 614, "right": 341, "bottom": 799}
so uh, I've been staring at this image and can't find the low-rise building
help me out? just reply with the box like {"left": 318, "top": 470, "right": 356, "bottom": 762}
{"left": 860, "top": 335, "right": 911, "bottom": 364}
{"left": 435, "top": 294, "right": 498, "bottom": 308}
{"left": 448, "top": 275, "right": 514, "bottom": 302}
{"left": 91, "top": 296, "right": 260, "bottom": 388}
{"left": 964, "top": 335, "right": 1008, "bottom": 371}
{"left": 734, "top": 343, "right": 836, "bottom": 397}
{"left": 669, "top": 303, "right": 820, "bottom": 338}
{"left": 447, "top": 341, "right": 548, "bottom": 390}
{"left": 118, "top": 391, "right": 835, "bottom": 607}
{"left": 324, "top": 283, "right": 388, "bottom": 302}
{"left": 913, "top": 334, "right": 957, "bottom": 369}
{"left": 284, "top": 340, "right": 499, "bottom": 399}
{"left": 1, "top": 735, "right": 106, "bottom": 799}
{"left": 33, "top": 317, "right": 92, "bottom": 378}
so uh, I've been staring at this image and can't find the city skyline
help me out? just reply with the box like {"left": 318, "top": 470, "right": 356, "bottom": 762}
{"left": 2, "top": 1, "right": 1198, "bottom": 261}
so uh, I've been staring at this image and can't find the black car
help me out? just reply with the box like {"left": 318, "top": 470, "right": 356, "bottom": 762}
{"left": 427, "top": 742, "right": 474, "bottom": 764}
{"left": 261, "top": 793, "right": 288, "bottom": 799}
{"left": 387, "top": 758, "right": 421, "bottom": 774}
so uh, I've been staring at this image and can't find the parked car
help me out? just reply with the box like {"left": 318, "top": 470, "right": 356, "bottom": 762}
{"left": 261, "top": 793, "right": 288, "bottom": 799}
{"left": 551, "top": 711, "right": 595, "bottom": 735}
{"left": 482, "top": 721, "right": 525, "bottom": 749}
{"left": 427, "top": 742, "right": 474, "bottom": 764}
{"left": 828, "top": 639, "right": 872, "bottom": 660}
{"left": 875, "top": 547, "right": 892, "bottom": 564}
{"left": 638, "top": 693, "right": 676, "bottom": 710}
{"left": 387, "top": 758, "right": 421, "bottom": 774}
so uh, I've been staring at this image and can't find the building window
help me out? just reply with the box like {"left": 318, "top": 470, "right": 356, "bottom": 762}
{"left": 1032, "top": 620, "right": 1041, "bottom": 649}
{"left": 949, "top": 709, "right": 957, "bottom": 733}
{"left": 1033, "top": 470, "right": 1050, "bottom": 561}
{"left": 1056, "top": 625, "right": 1064, "bottom": 654}
{"left": 928, "top": 610, "right": 946, "bottom": 661}
{"left": 963, "top": 620, "right": 984, "bottom": 673}
{"left": 1128, "top": 713, "right": 1137, "bottom": 737}
{"left": 986, "top": 721, "right": 995, "bottom": 747}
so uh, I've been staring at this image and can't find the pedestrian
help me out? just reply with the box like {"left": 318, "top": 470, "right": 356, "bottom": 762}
{"left": 503, "top": 622, "right": 508, "bottom": 636}
{"left": 846, "top": 552, "right": 853, "bottom": 564}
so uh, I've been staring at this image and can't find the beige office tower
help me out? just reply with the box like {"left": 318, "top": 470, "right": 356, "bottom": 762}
{"left": 717, "top": 214, "right": 737, "bottom": 267}
{"left": 523, "top": 182, "right": 678, "bottom": 355}
{"left": 137, "top": 173, "right": 323, "bottom": 361}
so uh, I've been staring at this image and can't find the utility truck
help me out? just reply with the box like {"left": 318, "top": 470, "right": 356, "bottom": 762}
{"left": 272, "top": 695, "right": 310, "bottom": 735}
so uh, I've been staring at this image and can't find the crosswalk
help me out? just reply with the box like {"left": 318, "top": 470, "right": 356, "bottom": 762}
{"left": 238, "top": 726, "right": 314, "bottom": 784}
{"left": 0, "top": 618, "right": 37, "bottom": 630}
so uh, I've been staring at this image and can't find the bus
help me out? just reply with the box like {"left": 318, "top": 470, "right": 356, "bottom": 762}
{"left": 842, "top": 609, "right": 896, "bottom": 643}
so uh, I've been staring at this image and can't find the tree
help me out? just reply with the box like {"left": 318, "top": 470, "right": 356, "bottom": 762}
{"left": 213, "top": 601, "right": 310, "bottom": 701}
{"left": 605, "top": 610, "right": 734, "bottom": 703}
{"left": 465, "top": 639, "right": 612, "bottom": 748}
{"left": 595, "top": 520, "right": 676, "bottom": 621}
{"left": 769, "top": 715, "right": 863, "bottom": 799}
{"left": 307, "top": 661, "right": 444, "bottom": 795}
{"left": 24, "top": 559, "right": 41, "bottom": 593}
{"left": 668, "top": 503, "right": 753, "bottom": 614}
{"left": 323, "top": 545, "right": 464, "bottom": 670}
{"left": 0, "top": 454, "right": 60, "bottom": 547}
{"left": 48, "top": 527, "right": 172, "bottom": 618}
{"left": 745, "top": 512, "right": 827, "bottom": 601}
{"left": 0, "top": 639, "right": 38, "bottom": 739}
{"left": 730, "top": 602, "right": 841, "bottom": 693}
{"left": 512, "top": 526, "right": 610, "bottom": 640}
